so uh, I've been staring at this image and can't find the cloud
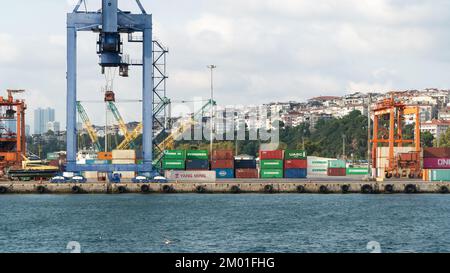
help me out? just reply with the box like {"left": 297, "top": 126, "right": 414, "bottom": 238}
{"left": 0, "top": 33, "right": 19, "bottom": 63}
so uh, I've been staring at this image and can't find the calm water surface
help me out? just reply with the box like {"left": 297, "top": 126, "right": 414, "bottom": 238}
{"left": 0, "top": 194, "right": 449, "bottom": 253}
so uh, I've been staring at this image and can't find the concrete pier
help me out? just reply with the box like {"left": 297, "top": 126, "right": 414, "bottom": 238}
{"left": 0, "top": 179, "right": 449, "bottom": 194}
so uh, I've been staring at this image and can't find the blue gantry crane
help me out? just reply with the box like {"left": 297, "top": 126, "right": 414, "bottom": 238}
{"left": 66, "top": 0, "right": 155, "bottom": 175}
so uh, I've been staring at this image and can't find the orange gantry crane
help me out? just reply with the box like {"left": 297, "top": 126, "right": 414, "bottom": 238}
{"left": 371, "top": 94, "right": 422, "bottom": 179}
{"left": 0, "top": 89, "right": 26, "bottom": 174}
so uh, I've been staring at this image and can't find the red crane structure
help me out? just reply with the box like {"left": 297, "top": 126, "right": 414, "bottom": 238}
{"left": 371, "top": 94, "right": 422, "bottom": 179}
{"left": 0, "top": 90, "right": 26, "bottom": 174}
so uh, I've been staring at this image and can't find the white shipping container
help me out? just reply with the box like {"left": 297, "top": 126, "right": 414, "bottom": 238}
{"left": 376, "top": 147, "right": 415, "bottom": 158}
{"left": 112, "top": 160, "right": 135, "bottom": 165}
{"left": 112, "top": 150, "right": 136, "bottom": 160}
{"left": 165, "top": 171, "right": 217, "bottom": 182}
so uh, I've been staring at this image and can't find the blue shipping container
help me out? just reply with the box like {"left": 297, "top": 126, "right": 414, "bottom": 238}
{"left": 86, "top": 160, "right": 109, "bottom": 165}
{"left": 215, "top": 169, "right": 234, "bottom": 179}
{"left": 284, "top": 169, "right": 307, "bottom": 179}
{"left": 186, "top": 159, "right": 210, "bottom": 170}
{"left": 235, "top": 160, "right": 257, "bottom": 169}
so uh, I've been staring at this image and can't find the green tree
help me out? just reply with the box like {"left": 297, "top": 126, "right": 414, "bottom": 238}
{"left": 438, "top": 128, "right": 450, "bottom": 148}
{"left": 421, "top": 131, "right": 434, "bottom": 148}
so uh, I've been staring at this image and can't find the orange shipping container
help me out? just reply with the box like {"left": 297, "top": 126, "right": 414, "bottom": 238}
{"left": 98, "top": 152, "right": 113, "bottom": 160}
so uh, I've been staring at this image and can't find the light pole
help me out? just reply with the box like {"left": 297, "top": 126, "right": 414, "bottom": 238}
{"left": 207, "top": 65, "right": 217, "bottom": 160}
{"left": 342, "top": 134, "right": 346, "bottom": 160}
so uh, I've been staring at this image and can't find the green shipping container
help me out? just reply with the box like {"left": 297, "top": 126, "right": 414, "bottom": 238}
{"left": 186, "top": 150, "right": 209, "bottom": 160}
{"left": 328, "top": 160, "right": 346, "bottom": 169}
{"left": 260, "top": 160, "right": 284, "bottom": 169}
{"left": 430, "top": 170, "right": 450, "bottom": 181}
{"left": 162, "top": 159, "right": 186, "bottom": 170}
{"left": 346, "top": 168, "right": 369, "bottom": 175}
{"left": 284, "top": 150, "right": 307, "bottom": 160}
{"left": 47, "top": 153, "right": 59, "bottom": 160}
{"left": 164, "top": 150, "right": 186, "bottom": 160}
{"left": 260, "top": 169, "right": 284, "bottom": 179}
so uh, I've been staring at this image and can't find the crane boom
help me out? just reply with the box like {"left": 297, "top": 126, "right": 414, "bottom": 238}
{"left": 106, "top": 101, "right": 136, "bottom": 148}
{"left": 76, "top": 102, "right": 102, "bottom": 151}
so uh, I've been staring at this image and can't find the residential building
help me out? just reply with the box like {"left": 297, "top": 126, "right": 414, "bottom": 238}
{"left": 420, "top": 120, "right": 450, "bottom": 140}
{"left": 34, "top": 107, "right": 55, "bottom": 134}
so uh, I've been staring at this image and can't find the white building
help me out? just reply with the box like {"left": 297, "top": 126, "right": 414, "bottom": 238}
{"left": 420, "top": 120, "right": 450, "bottom": 139}
{"left": 47, "top": 121, "right": 60, "bottom": 133}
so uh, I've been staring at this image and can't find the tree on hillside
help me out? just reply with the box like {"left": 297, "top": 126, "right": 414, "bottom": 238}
{"left": 438, "top": 127, "right": 450, "bottom": 148}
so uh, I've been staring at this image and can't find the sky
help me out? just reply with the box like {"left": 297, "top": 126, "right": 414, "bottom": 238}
{"left": 1, "top": 0, "right": 450, "bottom": 131}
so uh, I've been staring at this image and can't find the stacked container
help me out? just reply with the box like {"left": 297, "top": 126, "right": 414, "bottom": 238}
{"left": 112, "top": 150, "right": 137, "bottom": 179}
{"left": 162, "top": 150, "right": 186, "bottom": 170}
{"left": 307, "top": 157, "right": 331, "bottom": 177}
{"left": 235, "top": 157, "right": 258, "bottom": 179}
{"left": 423, "top": 148, "right": 450, "bottom": 181}
{"left": 211, "top": 150, "right": 235, "bottom": 179}
{"left": 260, "top": 150, "right": 284, "bottom": 179}
{"left": 284, "top": 150, "right": 307, "bottom": 179}
{"left": 186, "top": 150, "right": 209, "bottom": 171}
{"left": 327, "top": 160, "right": 347, "bottom": 177}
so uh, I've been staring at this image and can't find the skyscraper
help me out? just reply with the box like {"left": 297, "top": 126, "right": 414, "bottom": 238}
{"left": 34, "top": 108, "right": 55, "bottom": 134}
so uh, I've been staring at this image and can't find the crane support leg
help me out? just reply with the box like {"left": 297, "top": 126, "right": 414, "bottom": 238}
{"left": 142, "top": 26, "right": 153, "bottom": 167}
{"left": 67, "top": 27, "right": 77, "bottom": 169}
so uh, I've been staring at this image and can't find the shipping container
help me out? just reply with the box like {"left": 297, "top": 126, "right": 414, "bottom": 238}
{"left": 328, "top": 160, "right": 346, "bottom": 169}
{"left": 307, "top": 157, "right": 330, "bottom": 176}
{"left": 47, "top": 153, "right": 59, "bottom": 160}
{"left": 430, "top": 169, "right": 450, "bottom": 181}
{"left": 48, "top": 160, "right": 60, "bottom": 167}
{"left": 215, "top": 169, "right": 235, "bottom": 179}
{"left": 260, "top": 169, "right": 284, "bottom": 179}
{"left": 235, "top": 169, "right": 259, "bottom": 179}
{"left": 284, "top": 150, "right": 307, "bottom": 160}
{"left": 112, "top": 150, "right": 136, "bottom": 160}
{"left": 186, "top": 159, "right": 210, "bottom": 170}
{"left": 424, "top": 148, "right": 450, "bottom": 159}
{"left": 163, "top": 150, "right": 186, "bottom": 160}
{"left": 259, "top": 150, "right": 284, "bottom": 160}
{"left": 212, "top": 150, "right": 234, "bottom": 160}
{"left": 186, "top": 150, "right": 209, "bottom": 160}
{"left": 284, "top": 159, "right": 307, "bottom": 169}
{"left": 98, "top": 152, "right": 113, "bottom": 160}
{"left": 86, "top": 159, "right": 109, "bottom": 165}
{"left": 211, "top": 160, "right": 234, "bottom": 169}
{"left": 260, "top": 160, "right": 284, "bottom": 169}
{"left": 327, "top": 168, "right": 346, "bottom": 177}
{"left": 307, "top": 167, "right": 328, "bottom": 176}
{"left": 284, "top": 169, "right": 307, "bottom": 179}
{"left": 235, "top": 160, "right": 257, "bottom": 169}
{"left": 346, "top": 168, "right": 369, "bottom": 175}
{"left": 162, "top": 159, "right": 185, "bottom": 170}
{"left": 423, "top": 158, "right": 450, "bottom": 169}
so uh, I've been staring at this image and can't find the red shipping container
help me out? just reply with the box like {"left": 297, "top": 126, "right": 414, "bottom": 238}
{"left": 48, "top": 160, "right": 60, "bottom": 167}
{"left": 212, "top": 150, "right": 234, "bottom": 160}
{"left": 423, "top": 158, "right": 450, "bottom": 169}
{"left": 260, "top": 150, "right": 284, "bottom": 160}
{"left": 211, "top": 160, "right": 234, "bottom": 169}
{"left": 235, "top": 169, "right": 259, "bottom": 179}
{"left": 424, "top": 148, "right": 450, "bottom": 159}
{"left": 284, "top": 159, "right": 307, "bottom": 169}
{"left": 327, "top": 168, "right": 346, "bottom": 177}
